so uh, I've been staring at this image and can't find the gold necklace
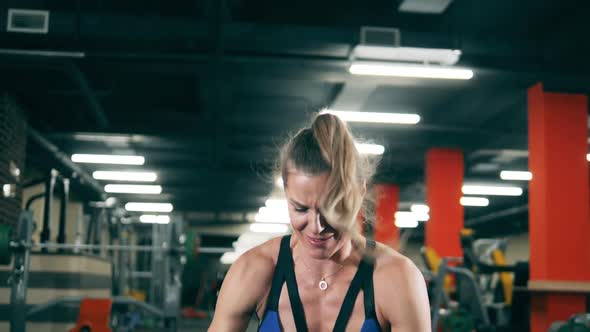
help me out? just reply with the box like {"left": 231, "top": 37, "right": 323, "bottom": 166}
{"left": 298, "top": 257, "right": 344, "bottom": 291}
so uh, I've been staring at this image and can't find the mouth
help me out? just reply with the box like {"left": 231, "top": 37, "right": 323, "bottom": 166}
{"left": 306, "top": 235, "right": 334, "bottom": 247}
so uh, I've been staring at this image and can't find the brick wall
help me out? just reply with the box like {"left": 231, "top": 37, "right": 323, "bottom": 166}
{"left": 0, "top": 93, "right": 27, "bottom": 227}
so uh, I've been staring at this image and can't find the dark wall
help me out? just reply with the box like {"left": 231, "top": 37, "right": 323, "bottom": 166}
{"left": 0, "top": 93, "right": 27, "bottom": 227}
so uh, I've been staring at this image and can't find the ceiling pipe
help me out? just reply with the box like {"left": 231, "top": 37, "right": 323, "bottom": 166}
{"left": 27, "top": 126, "right": 106, "bottom": 200}
{"left": 63, "top": 61, "right": 109, "bottom": 129}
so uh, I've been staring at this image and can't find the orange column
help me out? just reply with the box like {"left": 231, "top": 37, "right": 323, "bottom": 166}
{"left": 374, "top": 184, "right": 399, "bottom": 248}
{"left": 528, "top": 83, "right": 590, "bottom": 331}
{"left": 425, "top": 149, "right": 464, "bottom": 257}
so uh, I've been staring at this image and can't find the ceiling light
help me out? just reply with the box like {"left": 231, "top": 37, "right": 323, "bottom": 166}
{"left": 395, "top": 219, "right": 419, "bottom": 228}
{"left": 220, "top": 251, "right": 241, "bottom": 265}
{"left": 413, "top": 212, "right": 430, "bottom": 222}
{"left": 396, "top": 210, "right": 428, "bottom": 222}
{"left": 410, "top": 204, "right": 430, "bottom": 214}
{"left": 265, "top": 198, "right": 288, "bottom": 210}
{"left": 255, "top": 207, "right": 290, "bottom": 224}
{"left": 249, "top": 223, "right": 289, "bottom": 233}
{"left": 105, "top": 184, "right": 162, "bottom": 194}
{"left": 321, "top": 110, "right": 420, "bottom": 124}
{"left": 462, "top": 185, "right": 523, "bottom": 196}
{"left": 460, "top": 197, "right": 490, "bottom": 207}
{"left": 394, "top": 211, "right": 419, "bottom": 228}
{"left": 355, "top": 143, "right": 385, "bottom": 155}
{"left": 93, "top": 171, "right": 157, "bottom": 182}
{"left": 72, "top": 154, "right": 145, "bottom": 165}
{"left": 352, "top": 45, "right": 460, "bottom": 65}
{"left": 139, "top": 215, "right": 170, "bottom": 224}
{"left": 398, "top": 0, "right": 454, "bottom": 14}
{"left": 349, "top": 61, "right": 473, "bottom": 80}
{"left": 500, "top": 171, "right": 532, "bottom": 181}
{"left": 125, "top": 202, "right": 173, "bottom": 212}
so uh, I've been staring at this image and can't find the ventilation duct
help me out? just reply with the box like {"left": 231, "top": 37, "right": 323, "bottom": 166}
{"left": 7, "top": 8, "right": 49, "bottom": 34}
{"left": 398, "top": 0, "right": 453, "bottom": 14}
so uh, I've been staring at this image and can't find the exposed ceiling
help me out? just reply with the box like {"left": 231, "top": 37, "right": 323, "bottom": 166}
{"left": 1, "top": 0, "right": 589, "bottom": 238}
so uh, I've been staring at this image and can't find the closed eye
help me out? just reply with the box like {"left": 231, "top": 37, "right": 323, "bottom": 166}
{"left": 289, "top": 199, "right": 308, "bottom": 213}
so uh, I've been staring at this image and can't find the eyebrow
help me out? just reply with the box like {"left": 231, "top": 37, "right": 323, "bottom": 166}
{"left": 288, "top": 198, "right": 307, "bottom": 208}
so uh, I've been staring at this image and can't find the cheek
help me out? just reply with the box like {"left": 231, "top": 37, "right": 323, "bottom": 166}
{"left": 289, "top": 213, "right": 307, "bottom": 232}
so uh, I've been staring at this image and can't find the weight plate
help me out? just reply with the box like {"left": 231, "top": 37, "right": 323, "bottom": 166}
{"left": 185, "top": 231, "right": 199, "bottom": 261}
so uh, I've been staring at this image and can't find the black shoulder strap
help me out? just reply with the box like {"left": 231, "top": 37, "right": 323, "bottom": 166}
{"left": 363, "top": 239, "right": 378, "bottom": 319}
{"left": 265, "top": 236, "right": 289, "bottom": 311}
{"left": 332, "top": 260, "right": 367, "bottom": 332}
{"left": 282, "top": 236, "right": 309, "bottom": 332}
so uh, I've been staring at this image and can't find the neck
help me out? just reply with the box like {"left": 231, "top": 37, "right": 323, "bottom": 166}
{"left": 294, "top": 234, "right": 364, "bottom": 276}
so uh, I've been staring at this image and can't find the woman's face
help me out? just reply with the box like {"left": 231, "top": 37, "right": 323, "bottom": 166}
{"left": 285, "top": 171, "right": 348, "bottom": 259}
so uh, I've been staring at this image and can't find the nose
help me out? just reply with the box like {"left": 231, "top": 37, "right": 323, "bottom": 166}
{"left": 308, "top": 209, "right": 326, "bottom": 234}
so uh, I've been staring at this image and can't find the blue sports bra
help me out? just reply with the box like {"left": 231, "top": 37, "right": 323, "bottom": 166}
{"left": 258, "top": 235, "right": 382, "bottom": 332}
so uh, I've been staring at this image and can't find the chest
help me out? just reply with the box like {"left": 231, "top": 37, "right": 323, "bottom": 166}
{"left": 276, "top": 282, "right": 369, "bottom": 332}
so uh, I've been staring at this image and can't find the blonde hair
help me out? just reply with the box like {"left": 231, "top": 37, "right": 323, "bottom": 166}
{"left": 280, "top": 112, "right": 377, "bottom": 234}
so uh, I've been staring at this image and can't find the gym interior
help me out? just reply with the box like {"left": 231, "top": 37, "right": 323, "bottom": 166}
{"left": 0, "top": 1, "right": 589, "bottom": 331}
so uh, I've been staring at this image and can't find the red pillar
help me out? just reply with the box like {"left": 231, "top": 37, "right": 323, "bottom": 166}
{"left": 528, "top": 83, "right": 590, "bottom": 331}
{"left": 374, "top": 184, "right": 399, "bottom": 249}
{"left": 425, "top": 149, "right": 464, "bottom": 257}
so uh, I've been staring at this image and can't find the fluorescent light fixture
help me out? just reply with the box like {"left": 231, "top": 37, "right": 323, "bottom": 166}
{"left": 349, "top": 61, "right": 473, "bottom": 80}
{"left": 394, "top": 211, "right": 419, "bottom": 228}
{"left": 352, "top": 45, "right": 461, "bottom": 65}
{"left": 249, "top": 223, "right": 289, "bottom": 233}
{"left": 321, "top": 110, "right": 420, "bottom": 124}
{"left": 255, "top": 207, "right": 290, "bottom": 224}
{"left": 105, "top": 184, "right": 162, "bottom": 194}
{"left": 139, "top": 215, "right": 170, "bottom": 224}
{"left": 398, "top": 0, "right": 453, "bottom": 14}
{"left": 265, "top": 198, "right": 288, "bottom": 210}
{"left": 500, "top": 171, "right": 532, "bottom": 181}
{"left": 233, "top": 232, "right": 275, "bottom": 251}
{"left": 93, "top": 171, "right": 157, "bottom": 182}
{"left": 395, "top": 219, "right": 419, "bottom": 228}
{"left": 220, "top": 251, "right": 241, "bottom": 265}
{"left": 413, "top": 212, "right": 430, "bottom": 222}
{"left": 410, "top": 204, "right": 430, "bottom": 214}
{"left": 462, "top": 185, "right": 523, "bottom": 196}
{"left": 355, "top": 143, "right": 385, "bottom": 155}
{"left": 125, "top": 202, "right": 174, "bottom": 212}
{"left": 72, "top": 154, "right": 145, "bottom": 165}
{"left": 460, "top": 197, "right": 490, "bottom": 207}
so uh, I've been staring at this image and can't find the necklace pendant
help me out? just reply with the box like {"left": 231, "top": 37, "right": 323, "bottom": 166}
{"left": 319, "top": 279, "right": 328, "bottom": 291}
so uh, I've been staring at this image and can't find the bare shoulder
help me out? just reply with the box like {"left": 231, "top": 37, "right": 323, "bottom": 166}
{"left": 371, "top": 243, "right": 431, "bottom": 331}
{"left": 224, "top": 236, "right": 282, "bottom": 302}
{"left": 372, "top": 243, "right": 423, "bottom": 281}
{"left": 209, "top": 237, "right": 282, "bottom": 331}
{"left": 231, "top": 236, "right": 281, "bottom": 281}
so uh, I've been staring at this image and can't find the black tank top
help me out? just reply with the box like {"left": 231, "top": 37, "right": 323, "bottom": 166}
{"left": 258, "top": 235, "right": 382, "bottom": 332}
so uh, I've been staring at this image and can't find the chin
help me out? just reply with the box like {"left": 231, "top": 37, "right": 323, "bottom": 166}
{"left": 300, "top": 233, "right": 342, "bottom": 258}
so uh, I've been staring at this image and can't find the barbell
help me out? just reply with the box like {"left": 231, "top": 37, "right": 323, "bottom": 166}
{"left": 0, "top": 224, "right": 231, "bottom": 265}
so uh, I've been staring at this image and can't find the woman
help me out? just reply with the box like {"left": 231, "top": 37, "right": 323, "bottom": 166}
{"left": 210, "top": 113, "right": 430, "bottom": 331}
